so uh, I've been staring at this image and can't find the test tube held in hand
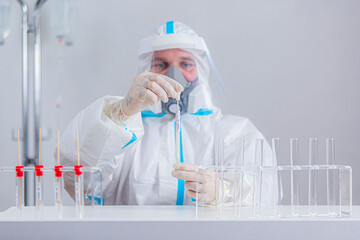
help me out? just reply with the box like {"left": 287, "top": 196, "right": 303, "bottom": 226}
{"left": 175, "top": 95, "right": 181, "bottom": 163}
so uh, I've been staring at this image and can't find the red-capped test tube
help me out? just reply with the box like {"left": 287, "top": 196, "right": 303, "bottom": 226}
{"left": 54, "top": 165, "right": 64, "bottom": 217}
{"left": 74, "top": 165, "right": 84, "bottom": 218}
{"left": 15, "top": 166, "right": 24, "bottom": 217}
{"left": 35, "top": 165, "right": 44, "bottom": 218}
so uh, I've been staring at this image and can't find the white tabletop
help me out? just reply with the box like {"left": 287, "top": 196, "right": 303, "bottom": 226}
{"left": 1, "top": 205, "right": 360, "bottom": 240}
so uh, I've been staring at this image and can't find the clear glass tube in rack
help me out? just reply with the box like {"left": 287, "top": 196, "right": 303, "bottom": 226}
{"left": 89, "top": 168, "right": 103, "bottom": 206}
{"left": 194, "top": 137, "right": 352, "bottom": 220}
{"left": 271, "top": 138, "right": 280, "bottom": 217}
{"left": 290, "top": 138, "right": 300, "bottom": 216}
{"left": 74, "top": 165, "right": 84, "bottom": 218}
{"left": 309, "top": 138, "right": 318, "bottom": 216}
{"left": 252, "top": 139, "right": 263, "bottom": 217}
{"left": 215, "top": 139, "right": 224, "bottom": 217}
{"left": 340, "top": 166, "right": 352, "bottom": 217}
{"left": 234, "top": 138, "right": 245, "bottom": 217}
{"left": 326, "top": 138, "right": 336, "bottom": 214}
{"left": 15, "top": 166, "right": 24, "bottom": 218}
{"left": 54, "top": 166, "right": 64, "bottom": 218}
{"left": 35, "top": 165, "right": 44, "bottom": 218}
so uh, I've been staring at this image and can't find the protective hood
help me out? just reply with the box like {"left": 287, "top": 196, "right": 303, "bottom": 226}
{"left": 136, "top": 21, "right": 225, "bottom": 115}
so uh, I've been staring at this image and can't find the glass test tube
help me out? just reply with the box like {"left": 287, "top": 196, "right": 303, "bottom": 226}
{"left": 309, "top": 138, "right": 318, "bottom": 216}
{"left": 214, "top": 140, "right": 219, "bottom": 216}
{"left": 290, "top": 138, "right": 300, "bottom": 216}
{"left": 215, "top": 139, "right": 224, "bottom": 217}
{"left": 339, "top": 166, "right": 352, "bottom": 217}
{"left": 220, "top": 140, "right": 225, "bottom": 216}
{"left": 175, "top": 99, "right": 181, "bottom": 164}
{"left": 54, "top": 166, "right": 64, "bottom": 218}
{"left": 252, "top": 139, "right": 263, "bottom": 217}
{"left": 326, "top": 138, "right": 336, "bottom": 214}
{"left": 271, "top": 138, "right": 280, "bottom": 217}
{"left": 35, "top": 165, "right": 44, "bottom": 218}
{"left": 15, "top": 166, "right": 24, "bottom": 218}
{"left": 74, "top": 165, "right": 84, "bottom": 218}
{"left": 195, "top": 169, "right": 200, "bottom": 219}
{"left": 234, "top": 139, "right": 245, "bottom": 217}
{"left": 90, "top": 168, "right": 103, "bottom": 207}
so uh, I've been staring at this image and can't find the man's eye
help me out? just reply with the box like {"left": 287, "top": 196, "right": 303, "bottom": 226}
{"left": 154, "top": 62, "right": 168, "bottom": 70}
{"left": 181, "top": 62, "right": 195, "bottom": 70}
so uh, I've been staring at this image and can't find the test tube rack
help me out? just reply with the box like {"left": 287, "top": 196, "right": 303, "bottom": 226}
{"left": 195, "top": 138, "right": 352, "bottom": 219}
{"left": 0, "top": 166, "right": 102, "bottom": 219}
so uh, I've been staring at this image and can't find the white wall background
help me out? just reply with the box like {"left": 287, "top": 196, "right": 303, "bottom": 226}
{"left": 0, "top": 0, "right": 359, "bottom": 210}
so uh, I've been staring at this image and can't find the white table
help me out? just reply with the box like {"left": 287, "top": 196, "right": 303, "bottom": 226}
{"left": 1, "top": 205, "right": 360, "bottom": 240}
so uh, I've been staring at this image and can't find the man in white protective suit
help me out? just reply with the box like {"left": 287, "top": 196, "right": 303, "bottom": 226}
{"left": 58, "top": 21, "right": 276, "bottom": 206}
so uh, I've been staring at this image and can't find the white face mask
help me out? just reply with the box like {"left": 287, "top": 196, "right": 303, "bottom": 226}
{"left": 162, "top": 65, "right": 199, "bottom": 115}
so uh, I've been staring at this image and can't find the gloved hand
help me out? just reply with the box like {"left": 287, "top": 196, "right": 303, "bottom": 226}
{"left": 109, "top": 72, "right": 184, "bottom": 122}
{"left": 171, "top": 163, "right": 217, "bottom": 205}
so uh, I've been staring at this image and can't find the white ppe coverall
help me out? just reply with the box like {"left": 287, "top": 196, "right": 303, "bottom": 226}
{"left": 58, "top": 21, "right": 276, "bottom": 205}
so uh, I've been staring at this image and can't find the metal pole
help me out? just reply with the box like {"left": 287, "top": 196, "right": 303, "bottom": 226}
{"left": 15, "top": 0, "right": 33, "bottom": 206}
{"left": 31, "top": 0, "right": 47, "bottom": 206}
{"left": 14, "top": 0, "right": 47, "bottom": 206}
{"left": 33, "top": 0, "right": 47, "bottom": 168}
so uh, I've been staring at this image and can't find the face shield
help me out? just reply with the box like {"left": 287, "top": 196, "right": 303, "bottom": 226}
{"left": 137, "top": 21, "right": 225, "bottom": 115}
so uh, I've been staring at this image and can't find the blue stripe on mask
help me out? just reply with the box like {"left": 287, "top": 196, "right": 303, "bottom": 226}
{"left": 166, "top": 21, "right": 174, "bottom": 34}
{"left": 174, "top": 121, "right": 185, "bottom": 205}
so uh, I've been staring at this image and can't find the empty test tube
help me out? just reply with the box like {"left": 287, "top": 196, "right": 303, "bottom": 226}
{"left": 234, "top": 139, "right": 245, "bottom": 217}
{"left": 214, "top": 139, "right": 224, "bottom": 217}
{"left": 271, "top": 138, "right": 280, "bottom": 217}
{"left": 309, "top": 138, "right": 318, "bottom": 215}
{"left": 290, "top": 138, "right": 300, "bottom": 216}
{"left": 252, "top": 139, "right": 263, "bottom": 217}
{"left": 215, "top": 139, "right": 225, "bottom": 217}
{"left": 326, "top": 138, "right": 336, "bottom": 213}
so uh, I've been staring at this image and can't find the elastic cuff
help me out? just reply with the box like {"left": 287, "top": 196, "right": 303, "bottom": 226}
{"left": 118, "top": 100, "right": 131, "bottom": 122}
{"left": 106, "top": 99, "right": 132, "bottom": 125}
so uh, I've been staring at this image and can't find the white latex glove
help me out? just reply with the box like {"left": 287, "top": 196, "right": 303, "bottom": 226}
{"left": 171, "top": 163, "right": 217, "bottom": 205}
{"left": 109, "top": 72, "right": 184, "bottom": 122}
